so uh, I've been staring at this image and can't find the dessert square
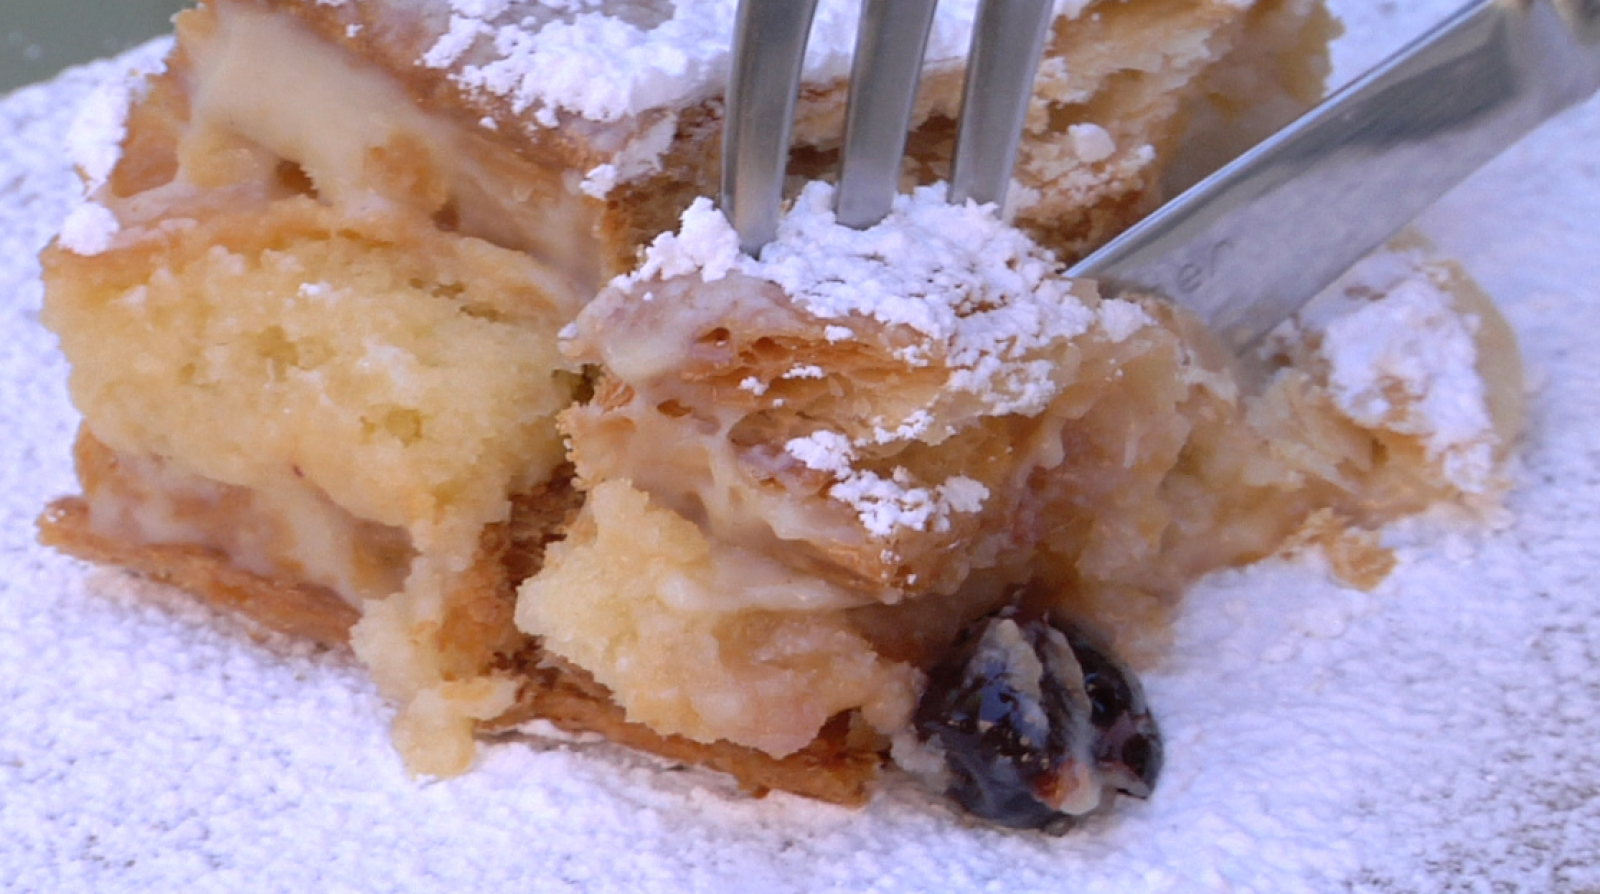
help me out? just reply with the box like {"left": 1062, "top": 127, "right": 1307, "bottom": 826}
{"left": 35, "top": 0, "right": 1515, "bottom": 823}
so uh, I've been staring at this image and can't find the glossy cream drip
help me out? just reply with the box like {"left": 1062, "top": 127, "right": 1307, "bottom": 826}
{"left": 566, "top": 277, "right": 909, "bottom": 605}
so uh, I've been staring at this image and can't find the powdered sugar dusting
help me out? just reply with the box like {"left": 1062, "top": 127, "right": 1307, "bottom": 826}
{"left": 56, "top": 203, "right": 121, "bottom": 256}
{"left": 64, "top": 53, "right": 159, "bottom": 193}
{"left": 1098, "top": 298, "right": 1154, "bottom": 343}
{"left": 1275, "top": 244, "right": 1503, "bottom": 493}
{"left": 1322, "top": 276, "right": 1494, "bottom": 490}
{"left": 7, "top": 3, "right": 1600, "bottom": 888}
{"left": 422, "top": 0, "right": 1095, "bottom": 124}
{"left": 785, "top": 430, "right": 990, "bottom": 537}
{"left": 54, "top": 38, "right": 169, "bottom": 256}
{"left": 626, "top": 181, "right": 1099, "bottom": 417}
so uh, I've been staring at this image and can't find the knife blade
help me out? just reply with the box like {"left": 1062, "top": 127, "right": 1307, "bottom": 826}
{"left": 1068, "top": 0, "right": 1600, "bottom": 351}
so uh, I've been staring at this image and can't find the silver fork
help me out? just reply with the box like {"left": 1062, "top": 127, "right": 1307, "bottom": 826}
{"left": 720, "top": 0, "right": 1054, "bottom": 254}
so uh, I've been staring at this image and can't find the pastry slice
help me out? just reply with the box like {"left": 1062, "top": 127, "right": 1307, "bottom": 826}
{"left": 515, "top": 186, "right": 1517, "bottom": 821}
{"left": 40, "top": 0, "right": 1508, "bottom": 820}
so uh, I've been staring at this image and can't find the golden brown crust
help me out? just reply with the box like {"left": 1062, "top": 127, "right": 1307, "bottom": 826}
{"left": 39, "top": 496, "right": 361, "bottom": 648}
{"left": 41, "top": 429, "right": 883, "bottom": 804}
{"left": 486, "top": 652, "right": 881, "bottom": 806}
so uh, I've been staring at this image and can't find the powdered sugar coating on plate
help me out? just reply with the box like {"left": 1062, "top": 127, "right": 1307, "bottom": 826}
{"left": 6, "top": 1, "right": 1600, "bottom": 888}
{"left": 55, "top": 38, "right": 169, "bottom": 256}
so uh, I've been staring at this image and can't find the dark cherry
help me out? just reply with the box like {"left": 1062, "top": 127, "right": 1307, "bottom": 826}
{"left": 912, "top": 605, "right": 1162, "bottom": 834}
{"left": 1062, "top": 624, "right": 1163, "bottom": 799}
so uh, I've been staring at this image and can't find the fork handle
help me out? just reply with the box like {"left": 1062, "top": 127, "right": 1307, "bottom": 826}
{"left": 1070, "top": 0, "right": 1600, "bottom": 350}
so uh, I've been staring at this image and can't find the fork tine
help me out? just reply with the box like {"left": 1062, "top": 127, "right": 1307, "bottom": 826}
{"left": 721, "top": 0, "right": 821, "bottom": 255}
{"left": 835, "top": 0, "right": 940, "bottom": 229}
{"left": 949, "top": 0, "right": 1054, "bottom": 208}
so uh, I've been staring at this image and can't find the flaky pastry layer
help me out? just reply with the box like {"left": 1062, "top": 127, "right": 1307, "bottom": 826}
{"left": 34, "top": 0, "right": 1440, "bottom": 804}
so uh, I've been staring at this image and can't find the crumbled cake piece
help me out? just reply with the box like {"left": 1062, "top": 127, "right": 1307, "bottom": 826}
{"left": 36, "top": 0, "right": 1519, "bottom": 818}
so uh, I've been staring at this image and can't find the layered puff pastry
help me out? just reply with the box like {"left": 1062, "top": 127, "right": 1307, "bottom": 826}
{"left": 38, "top": 0, "right": 1516, "bottom": 819}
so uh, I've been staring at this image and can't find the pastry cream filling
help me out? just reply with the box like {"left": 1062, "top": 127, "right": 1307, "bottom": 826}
{"left": 189, "top": 3, "right": 605, "bottom": 294}
{"left": 79, "top": 441, "right": 414, "bottom": 604}
{"left": 517, "top": 480, "right": 919, "bottom": 757}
